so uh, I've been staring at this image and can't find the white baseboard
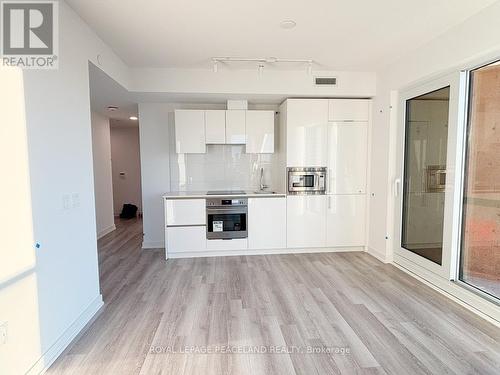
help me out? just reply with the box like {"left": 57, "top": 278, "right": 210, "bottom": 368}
{"left": 168, "top": 246, "right": 365, "bottom": 259}
{"left": 27, "top": 295, "right": 104, "bottom": 375}
{"left": 142, "top": 241, "right": 165, "bottom": 249}
{"left": 97, "top": 224, "right": 116, "bottom": 239}
{"left": 366, "top": 246, "right": 391, "bottom": 263}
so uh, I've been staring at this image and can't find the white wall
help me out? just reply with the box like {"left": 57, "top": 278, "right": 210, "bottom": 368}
{"left": 110, "top": 125, "right": 142, "bottom": 215}
{"left": 0, "top": 68, "right": 41, "bottom": 375}
{"left": 368, "top": 1, "right": 500, "bottom": 262}
{"left": 0, "top": 2, "right": 130, "bottom": 374}
{"left": 91, "top": 112, "right": 115, "bottom": 237}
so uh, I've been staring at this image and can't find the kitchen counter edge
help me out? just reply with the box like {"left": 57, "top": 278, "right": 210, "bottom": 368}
{"left": 162, "top": 192, "right": 286, "bottom": 199}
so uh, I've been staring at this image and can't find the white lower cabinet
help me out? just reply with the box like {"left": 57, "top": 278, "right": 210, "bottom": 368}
{"left": 248, "top": 197, "right": 286, "bottom": 249}
{"left": 165, "top": 199, "right": 206, "bottom": 226}
{"left": 287, "top": 195, "right": 327, "bottom": 248}
{"left": 326, "top": 194, "right": 366, "bottom": 247}
{"left": 166, "top": 226, "right": 207, "bottom": 254}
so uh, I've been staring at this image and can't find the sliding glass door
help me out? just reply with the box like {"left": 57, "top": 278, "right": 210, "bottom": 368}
{"left": 459, "top": 61, "right": 500, "bottom": 300}
{"left": 394, "top": 73, "right": 462, "bottom": 279}
{"left": 401, "top": 87, "right": 450, "bottom": 266}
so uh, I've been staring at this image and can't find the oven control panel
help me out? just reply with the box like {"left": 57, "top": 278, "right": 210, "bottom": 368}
{"left": 207, "top": 198, "right": 247, "bottom": 206}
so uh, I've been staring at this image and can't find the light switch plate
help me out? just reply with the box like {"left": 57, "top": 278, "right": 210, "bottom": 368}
{"left": 62, "top": 194, "right": 71, "bottom": 210}
{"left": 72, "top": 193, "right": 80, "bottom": 208}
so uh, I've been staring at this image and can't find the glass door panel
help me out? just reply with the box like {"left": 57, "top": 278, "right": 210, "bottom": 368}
{"left": 401, "top": 87, "right": 450, "bottom": 265}
{"left": 459, "top": 62, "right": 500, "bottom": 299}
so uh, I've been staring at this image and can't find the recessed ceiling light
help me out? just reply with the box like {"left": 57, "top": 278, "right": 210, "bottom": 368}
{"left": 107, "top": 105, "right": 119, "bottom": 111}
{"left": 280, "top": 20, "right": 296, "bottom": 29}
{"left": 129, "top": 116, "right": 138, "bottom": 120}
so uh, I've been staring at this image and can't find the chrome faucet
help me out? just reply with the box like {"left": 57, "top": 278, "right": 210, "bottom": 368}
{"left": 260, "top": 167, "right": 269, "bottom": 191}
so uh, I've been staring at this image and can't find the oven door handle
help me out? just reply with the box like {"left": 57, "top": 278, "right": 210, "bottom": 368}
{"left": 207, "top": 208, "right": 247, "bottom": 214}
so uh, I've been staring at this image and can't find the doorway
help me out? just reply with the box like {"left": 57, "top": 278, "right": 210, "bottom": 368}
{"left": 89, "top": 63, "right": 144, "bottom": 300}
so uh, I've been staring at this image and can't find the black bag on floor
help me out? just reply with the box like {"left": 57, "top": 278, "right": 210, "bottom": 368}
{"left": 119, "top": 204, "right": 138, "bottom": 219}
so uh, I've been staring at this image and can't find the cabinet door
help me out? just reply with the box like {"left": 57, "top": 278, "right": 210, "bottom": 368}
{"left": 167, "top": 226, "right": 207, "bottom": 253}
{"left": 246, "top": 111, "right": 275, "bottom": 153}
{"left": 328, "top": 99, "right": 369, "bottom": 122}
{"left": 286, "top": 195, "right": 326, "bottom": 248}
{"left": 225, "top": 110, "right": 246, "bottom": 144}
{"left": 248, "top": 197, "right": 286, "bottom": 249}
{"left": 326, "top": 194, "right": 366, "bottom": 247}
{"left": 165, "top": 199, "right": 206, "bottom": 226}
{"left": 286, "top": 99, "right": 328, "bottom": 167}
{"left": 174, "top": 110, "right": 206, "bottom": 153}
{"left": 205, "top": 110, "right": 226, "bottom": 144}
{"left": 327, "top": 123, "right": 368, "bottom": 194}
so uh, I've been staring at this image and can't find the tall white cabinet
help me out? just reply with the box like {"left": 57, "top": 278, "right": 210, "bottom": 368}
{"left": 283, "top": 98, "right": 370, "bottom": 249}
{"left": 326, "top": 99, "right": 369, "bottom": 247}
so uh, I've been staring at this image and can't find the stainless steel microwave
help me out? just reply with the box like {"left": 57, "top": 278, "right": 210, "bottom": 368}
{"left": 287, "top": 167, "right": 327, "bottom": 195}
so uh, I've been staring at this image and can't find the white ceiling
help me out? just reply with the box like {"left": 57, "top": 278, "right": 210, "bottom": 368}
{"left": 68, "top": 0, "right": 497, "bottom": 70}
{"left": 89, "top": 63, "right": 138, "bottom": 126}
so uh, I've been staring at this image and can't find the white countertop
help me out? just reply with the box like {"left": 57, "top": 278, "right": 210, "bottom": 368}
{"left": 163, "top": 190, "right": 286, "bottom": 199}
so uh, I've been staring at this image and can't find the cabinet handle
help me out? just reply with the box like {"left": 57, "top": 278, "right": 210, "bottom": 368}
{"left": 328, "top": 195, "right": 331, "bottom": 209}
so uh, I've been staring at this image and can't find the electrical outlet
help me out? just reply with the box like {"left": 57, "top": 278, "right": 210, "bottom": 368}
{"left": 0, "top": 321, "right": 7, "bottom": 345}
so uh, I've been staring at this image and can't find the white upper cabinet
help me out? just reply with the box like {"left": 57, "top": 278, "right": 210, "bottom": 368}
{"left": 286, "top": 99, "right": 328, "bottom": 167}
{"left": 225, "top": 110, "right": 246, "bottom": 144}
{"left": 328, "top": 99, "right": 370, "bottom": 122}
{"left": 326, "top": 194, "right": 366, "bottom": 247}
{"left": 174, "top": 110, "right": 206, "bottom": 153}
{"left": 245, "top": 110, "right": 275, "bottom": 153}
{"left": 327, "top": 122, "right": 368, "bottom": 194}
{"left": 205, "top": 110, "right": 226, "bottom": 144}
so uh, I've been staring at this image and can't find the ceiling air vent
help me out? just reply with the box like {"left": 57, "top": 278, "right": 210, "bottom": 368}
{"left": 314, "top": 77, "right": 337, "bottom": 86}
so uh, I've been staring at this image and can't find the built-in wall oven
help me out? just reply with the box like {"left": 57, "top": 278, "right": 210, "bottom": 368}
{"left": 206, "top": 198, "right": 248, "bottom": 239}
{"left": 288, "top": 167, "right": 327, "bottom": 195}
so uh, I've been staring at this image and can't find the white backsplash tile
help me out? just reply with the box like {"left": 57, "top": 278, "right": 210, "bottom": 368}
{"left": 170, "top": 144, "right": 278, "bottom": 192}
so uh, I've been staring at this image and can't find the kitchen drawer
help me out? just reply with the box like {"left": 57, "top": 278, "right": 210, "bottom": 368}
{"left": 206, "top": 238, "right": 248, "bottom": 251}
{"left": 166, "top": 226, "right": 207, "bottom": 253}
{"left": 165, "top": 199, "right": 205, "bottom": 226}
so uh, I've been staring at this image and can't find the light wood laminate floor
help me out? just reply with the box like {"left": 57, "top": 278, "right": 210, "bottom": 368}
{"left": 48, "top": 218, "right": 500, "bottom": 375}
